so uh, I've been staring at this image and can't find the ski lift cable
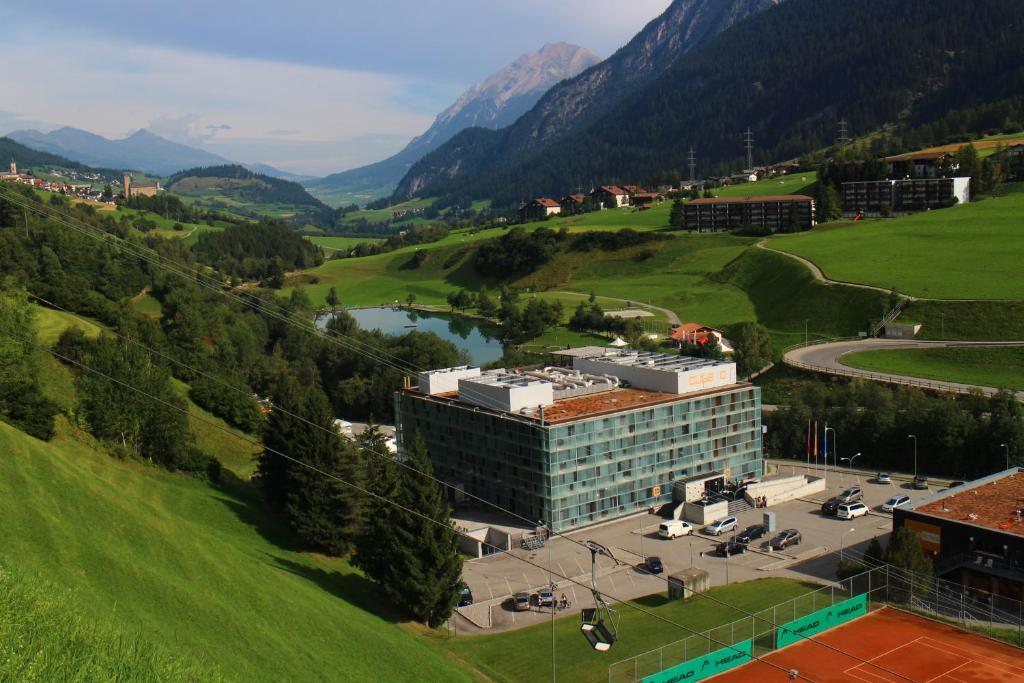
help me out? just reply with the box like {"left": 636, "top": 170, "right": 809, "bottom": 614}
{"left": 3, "top": 329, "right": 822, "bottom": 682}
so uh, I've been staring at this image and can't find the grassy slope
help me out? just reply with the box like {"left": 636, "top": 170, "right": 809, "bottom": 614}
{"left": 444, "top": 578, "right": 820, "bottom": 683}
{"left": 901, "top": 300, "right": 1024, "bottom": 341}
{"left": 0, "top": 419, "right": 472, "bottom": 682}
{"left": 769, "top": 183, "right": 1024, "bottom": 300}
{"left": 838, "top": 346, "right": 1024, "bottom": 390}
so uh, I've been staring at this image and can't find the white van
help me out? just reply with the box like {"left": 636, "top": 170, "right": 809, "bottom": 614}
{"left": 837, "top": 502, "right": 868, "bottom": 520}
{"left": 658, "top": 520, "right": 692, "bottom": 539}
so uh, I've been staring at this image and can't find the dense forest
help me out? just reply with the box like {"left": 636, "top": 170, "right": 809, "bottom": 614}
{"left": 397, "top": 0, "right": 1024, "bottom": 210}
{"left": 167, "top": 165, "right": 327, "bottom": 208}
{"left": 193, "top": 221, "right": 325, "bottom": 284}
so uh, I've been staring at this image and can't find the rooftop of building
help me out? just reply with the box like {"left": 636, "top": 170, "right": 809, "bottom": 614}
{"left": 688, "top": 195, "right": 813, "bottom": 205}
{"left": 908, "top": 469, "right": 1024, "bottom": 538}
{"left": 404, "top": 382, "right": 753, "bottom": 425}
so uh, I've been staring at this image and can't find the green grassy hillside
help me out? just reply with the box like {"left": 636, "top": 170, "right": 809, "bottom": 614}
{"left": 0, "top": 419, "right": 472, "bottom": 682}
{"left": 839, "top": 346, "right": 1024, "bottom": 390}
{"left": 769, "top": 183, "right": 1024, "bottom": 300}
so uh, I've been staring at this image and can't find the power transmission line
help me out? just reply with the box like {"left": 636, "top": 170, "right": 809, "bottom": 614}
{"left": 744, "top": 129, "right": 754, "bottom": 171}
{"left": 0, "top": 327, "right": 822, "bottom": 683}
{"left": 2, "top": 188, "right": 916, "bottom": 681}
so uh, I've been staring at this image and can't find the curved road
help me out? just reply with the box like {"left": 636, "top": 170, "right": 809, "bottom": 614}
{"left": 784, "top": 338, "right": 1024, "bottom": 401}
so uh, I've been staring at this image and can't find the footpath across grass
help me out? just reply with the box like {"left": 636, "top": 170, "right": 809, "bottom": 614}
{"left": 838, "top": 346, "right": 1024, "bottom": 390}
{"left": 440, "top": 577, "right": 819, "bottom": 683}
{"left": 769, "top": 183, "right": 1024, "bottom": 300}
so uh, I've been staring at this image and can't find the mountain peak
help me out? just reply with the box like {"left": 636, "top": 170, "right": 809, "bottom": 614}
{"left": 407, "top": 42, "right": 601, "bottom": 153}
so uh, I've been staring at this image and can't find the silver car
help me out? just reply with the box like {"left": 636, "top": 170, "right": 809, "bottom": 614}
{"left": 704, "top": 516, "right": 738, "bottom": 536}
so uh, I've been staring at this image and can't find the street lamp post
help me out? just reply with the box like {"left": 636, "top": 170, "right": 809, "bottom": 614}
{"left": 805, "top": 319, "right": 809, "bottom": 346}
{"left": 825, "top": 426, "right": 837, "bottom": 481}
{"left": 908, "top": 434, "right": 918, "bottom": 478}
{"left": 1001, "top": 443, "right": 1010, "bottom": 470}
{"left": 841, "top": 452, "right": 863, "bottom": 484}
{"left": 840, "top": 528, "right": 856, "bottom": 562}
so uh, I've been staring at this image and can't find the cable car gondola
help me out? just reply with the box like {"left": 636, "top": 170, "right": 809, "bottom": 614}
{"left": 580, "top": 540, "right": 619, "bottom": 651}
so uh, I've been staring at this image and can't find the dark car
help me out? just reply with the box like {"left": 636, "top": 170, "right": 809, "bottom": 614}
{"left": 948, "top": 480, "right": 965, "bottom": 488}
{"left": 770, "top": 529, "right": 802, "bottom": 551}
{"left": 735, "top": 524, "right": 766, "bottom": 544}
{"left": 715, "top": 541, "right": 746, "bottom": 556}
{"left": 821, "top": 497, "right": 840, "bottom": 516}
{"left": 457, "top": 582, "right": 473, "bottom": 607}
{"left": 645, "top": 556, "right": 664, "bottom": 574}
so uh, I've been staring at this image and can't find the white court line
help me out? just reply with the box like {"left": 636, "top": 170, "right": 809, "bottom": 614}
{"left": 843, "top": 666, "right": 895, "bottom": 683}
{"left": 842, "top": 636, "right": 925, "bottom": 682}
{"left": 917, "top": 636, "right": 1024, "bottom": 676}
{"left": 926, "top": 660, "right": 970, "bottom": 683}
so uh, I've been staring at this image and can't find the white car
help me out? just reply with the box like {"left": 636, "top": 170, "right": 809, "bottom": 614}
{"left": 658, "top": 520, "right": 692, "bottom": 539}
{"left": 882, "top": 495, "right": 911, "bottom": 513}
{"left": 837, "top": 502, "right": 868, "bottom": 520}
{"left": 704, "top": 516, "right": 739, "bottom": 536}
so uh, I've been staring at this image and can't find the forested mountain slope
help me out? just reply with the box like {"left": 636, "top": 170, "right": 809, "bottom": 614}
{"left": 400, "top": 0, "right": 1024, "bottom": 209}
{"left": 394, "top": 0, "right": 781, "bottom": 199}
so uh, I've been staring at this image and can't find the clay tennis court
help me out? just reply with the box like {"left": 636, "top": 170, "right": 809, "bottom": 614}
{"left": 714, "top": 607, "right": 1024, "bottom": 682}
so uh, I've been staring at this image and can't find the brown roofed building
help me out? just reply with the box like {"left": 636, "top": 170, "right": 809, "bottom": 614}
{"left": 630, "top": 192, "right": 665, "bottom": 207}
{"left": 517, "top": 197, "right": 562, "bottom": 222}
{"left": 591, "top": 185, "right": 630, "bottom": 209}
{"left": 894, "top": 468, "right": 1024, "bottom": 601}
{"left": 683, "top": 195, "right": 815, "bottom": 233}
{"left": 560, "top": 193, "right": 588, "bottom": 214}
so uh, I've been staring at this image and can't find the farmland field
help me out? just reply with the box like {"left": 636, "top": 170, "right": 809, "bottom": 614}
{"left": 839, "top": 346, "right": 1024, "bottom": 391}
{"left": 769, "top": 183, "right": 1024, "bottom": 300}
{"left": 308, "top": 234, "right": 385, "bottom": 251}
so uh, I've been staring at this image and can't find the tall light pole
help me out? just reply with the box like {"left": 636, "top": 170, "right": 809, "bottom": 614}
{"left": 825, "top": 426, "right": 836, "bottom": 481}
{"left": 908, "top": 434, "right": 917, "bottom": 478}
{"left": 840, "top": 528, "right": 856, "bottom": 562}
{"left": 804, "top": 319, "right": 809, "bottom": 346}
{"left": 841, "top": 452, "right": 863, "bottom": 484}
{"left": 1001, "top": 443, "right": 1010, "bottom": 470}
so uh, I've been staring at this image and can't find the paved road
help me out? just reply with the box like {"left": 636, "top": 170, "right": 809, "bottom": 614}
{"left": 553, "top": 290, "right": 681, "bottom": 325}
{"left": 784, "top": 338, "right": 1024, "bottom": 401}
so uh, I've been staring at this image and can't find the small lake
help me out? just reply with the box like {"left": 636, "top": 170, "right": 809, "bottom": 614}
{"left": 318, "top": 306, "right": 505, "bottom": 366}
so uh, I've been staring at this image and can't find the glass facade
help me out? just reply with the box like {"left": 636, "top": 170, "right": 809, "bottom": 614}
{"left": 395, "top": 385, "right": 762, "bottom": 532}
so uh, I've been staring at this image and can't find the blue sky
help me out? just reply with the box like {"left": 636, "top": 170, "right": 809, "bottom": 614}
{"left": 0, "top": 1, "right": 670, "bottom": 175}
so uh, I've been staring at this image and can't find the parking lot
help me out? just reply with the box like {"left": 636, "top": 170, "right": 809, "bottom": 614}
{"left": 457, "top": 460, "right": 947, "bottom": 632}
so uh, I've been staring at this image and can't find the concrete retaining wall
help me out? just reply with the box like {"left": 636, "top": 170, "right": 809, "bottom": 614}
{"left": 744, "top": 475, "right": 825, "bottom": 507}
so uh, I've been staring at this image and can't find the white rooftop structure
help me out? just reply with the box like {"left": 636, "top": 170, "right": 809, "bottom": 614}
{"left": 571, "top": 349, "right": 736, "bottom": 395}
{"left": 458, "top": 371, "right": 555, "bottom": 413}
{"left": 417, "top": 366, "right": 481, "bottom": 395}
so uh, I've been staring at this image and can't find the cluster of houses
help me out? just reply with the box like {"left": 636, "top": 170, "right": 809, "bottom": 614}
{"left": 0, "top": 160, "right": 112, "bottom": 202}
{"left": 517, "top": 184, "right": 667, "bottom": 222}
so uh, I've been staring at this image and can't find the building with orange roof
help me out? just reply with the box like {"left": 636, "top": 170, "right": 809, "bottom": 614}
{"left": 517, "top": 197, "right": 562, "bottom": 222}
{"left": 591, "top": 185, "right": 630, "bottom": 209}
{"left": 394, "top": 348, "right": 762, "bottom": 531}
{"left": 894, "top": 468, "right": 1024, "bottom": 601}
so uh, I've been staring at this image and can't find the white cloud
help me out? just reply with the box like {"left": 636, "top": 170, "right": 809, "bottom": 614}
{"left": 2, "top": 29, "right": 448, "bottom": 174}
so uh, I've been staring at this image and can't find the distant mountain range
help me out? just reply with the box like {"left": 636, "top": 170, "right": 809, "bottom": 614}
{"left": 306, "top": 42, "right": 601, "bottom": 204}
{"left": 6, "top": 127, "right": 307, "bottom": 179}
{"left": 394, "top": 0, "right": 1024, "bottom": 209}
{"left": 394, "top": 0, "right": 780, "bottom": 201}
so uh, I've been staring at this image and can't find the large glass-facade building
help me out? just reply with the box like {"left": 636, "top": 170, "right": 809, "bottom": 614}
{"left": 394, "top": 349, "right": 763, "bottom": 532}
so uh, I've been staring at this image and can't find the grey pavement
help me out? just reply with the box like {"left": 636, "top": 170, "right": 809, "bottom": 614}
{"left": 784, "top": 338, "right": 1024, "bottom": 401}
{"left": 455, "top": 461, "right": 924, "bottom": 634}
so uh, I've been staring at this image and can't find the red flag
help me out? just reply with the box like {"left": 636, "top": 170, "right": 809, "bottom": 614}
{"left": 805, "top": 420, "right": 811, "bottom": 457}
{"left": 813, "top": 421, "right": 819, "bottom": 460}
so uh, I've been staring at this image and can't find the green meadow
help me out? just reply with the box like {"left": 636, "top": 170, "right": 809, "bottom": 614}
{"left": 838, "top": 346, "right": 1024, "bottom": 391}
{"left": 770, "top": 183, "right": 1024, "bottom": 300}
{"left": 0, "top": 419, "right": 473, "bottom": 682}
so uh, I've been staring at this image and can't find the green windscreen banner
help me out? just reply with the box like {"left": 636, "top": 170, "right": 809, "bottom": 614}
{"left": 776, "top": 593, "right": 867, "bottom": 649}
{"left": 642, "top": 639, "right": 751, "bottom": 683}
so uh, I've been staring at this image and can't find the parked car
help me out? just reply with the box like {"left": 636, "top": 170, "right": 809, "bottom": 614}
{"left": 457, "top": 582, "right": 473, "bottom": 607}
{"left": 948, "top": 481, "right": 965, "bottom": 488}
{"left": 837, "top": 502, "right": 869, "bottom": 520}
{"left": 513, "top": 592, "right": 531, "bottom": 611}
{"left": 882, "top": 495, "right": 911, "bottom": 513}
{"left": 658, "top": 520, "right": 692, "bottom": 539}
{"left": 645, "top": 556, "right": 664, "bottom": 574}
{"left": 770, "top": 529, "right": 802, "bottom": 550}
{"left": 715, "top": 541, "right": 746, "bottom": 557}
{"left": 821, "top": 497, "right": 841, "bottom": 516}
{"left": 704, "top": 516, "right": 739, "bottom": 536}
{"left": 837, "top": 487, "right": 863, "bottom": 504}
{"left": 876, "top": 472, "right": 892, "bottom": 484}
{"left": 537, "top": 587, "right": 555, "bottom": 608}
{"left": 735, "top": 524, "right": 767, "bottom": 544}
{"left": 912, "top": 475, "right": 929, "bottom": 490}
